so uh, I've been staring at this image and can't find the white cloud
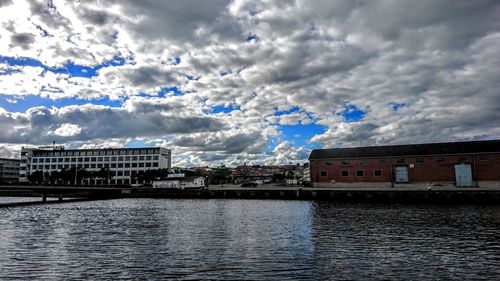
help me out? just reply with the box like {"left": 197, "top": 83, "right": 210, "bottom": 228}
{"left": 51, "top": 123, "right": 82, "bottom": 137}
{"left": 0, "top": 0, "right": 499, "bottom": 165}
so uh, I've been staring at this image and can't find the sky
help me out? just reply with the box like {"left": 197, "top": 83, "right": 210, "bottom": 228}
{"left": 0, "top": 0, "right": 499, "bottom": 167}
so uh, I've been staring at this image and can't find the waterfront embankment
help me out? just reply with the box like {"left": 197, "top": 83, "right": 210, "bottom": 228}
{"left": 2, "top": 185, "right": 500, "bottom": 205}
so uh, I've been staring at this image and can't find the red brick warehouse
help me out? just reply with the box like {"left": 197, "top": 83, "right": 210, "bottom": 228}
{"left": 309, "top": 140, "right": 500, "bottom": 188}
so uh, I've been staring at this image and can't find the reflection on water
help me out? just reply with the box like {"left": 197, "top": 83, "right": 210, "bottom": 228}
{"left": 0, "top": 199, "right": 499, "bottom": 280}
{"left": 0, "top": 197, "right": 42, "bottom": 204}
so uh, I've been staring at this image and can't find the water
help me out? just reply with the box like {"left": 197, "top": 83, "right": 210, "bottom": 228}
{"left": 0, "top": 199, "right": 499, "bottom": 280}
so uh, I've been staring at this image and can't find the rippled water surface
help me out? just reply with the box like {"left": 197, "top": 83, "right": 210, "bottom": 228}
{"left": 1, "top": 199, "right": 499, "bottom": 280}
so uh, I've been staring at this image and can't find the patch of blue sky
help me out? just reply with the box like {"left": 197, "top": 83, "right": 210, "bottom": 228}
{"left": 274, "top": 106, "right": 300, "bottom": 116}
{"left": 278, "top": 123, "right": 326, "bottom": 149}
{"left": 174, "top": 57, "right": 181, "bottom": 65}
{"left": 391, "top": 103, "right": 407, "bottom": 111}
{"left": 125, "top": 140, "right": 150, "bottom": 148}
{"left": 35, "top": 25, "right": 49, "bottom": 37}
{"left": 207, "top": 104, "right": 241, "bottom": 114}
{"left": 246, "top": 33, "right": 258, "bottom": 42}
{"left": 158, "top": 86, "right": 184, "bottom": 97}
{"left": 0, "top": 53, "right": 126, "bottom": 78}
{"left": 339, "top": 104, "right": 366, "bottom": 122}
{"left": 0, "top": 94, "right": 122, "bottom": 112}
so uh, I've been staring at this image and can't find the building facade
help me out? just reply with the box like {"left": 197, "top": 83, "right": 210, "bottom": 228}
{"left": 19, "top": 146, "right": 171, "bottom": 185}
{"left": 309, "top": 140, "right": 500, "bottom": 188}
{"left": 0, "top": 158, "right": 20, "bottom": 184}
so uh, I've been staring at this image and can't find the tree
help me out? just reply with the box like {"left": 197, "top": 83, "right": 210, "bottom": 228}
{"left": 28, "top": 170, "right": 44, "bottom": 185}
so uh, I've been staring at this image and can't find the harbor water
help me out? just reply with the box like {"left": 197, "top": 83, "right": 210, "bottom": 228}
{"left": 0, "top": 199, "right": 499, "bottom": 280}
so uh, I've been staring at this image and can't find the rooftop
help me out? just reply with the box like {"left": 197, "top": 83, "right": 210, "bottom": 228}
{"left": 309, "top": 140, "right": 500, "bottom": 159}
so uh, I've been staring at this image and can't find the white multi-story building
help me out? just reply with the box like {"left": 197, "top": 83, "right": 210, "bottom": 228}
{"left": 19, "top": 146, "right": 171, "bottom": 185}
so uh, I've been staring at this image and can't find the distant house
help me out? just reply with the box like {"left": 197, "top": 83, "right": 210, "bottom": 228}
{"left": 309, "top": 140, "right": 500, "bottom": 188}
{"left": 153, "top": 177, "right": 205, "bottom": 189}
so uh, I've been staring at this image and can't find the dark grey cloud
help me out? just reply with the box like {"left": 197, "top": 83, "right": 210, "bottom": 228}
{"left": 80, "top": 8, "right": 110, "bottom": 25}
{"left": 10, "top": 33, "right": 35, "bottom": 49}
{"left": 28, "top": 0, "right": 71, "bottom": 30}
{"left": 0, "top": 105, "right": 226, "bottom": 144}
{"left": 0, "top": 0, "right": 12, "bottom": 7}
{"left": 173, "top": 131, "right": 265, "bottom": 154}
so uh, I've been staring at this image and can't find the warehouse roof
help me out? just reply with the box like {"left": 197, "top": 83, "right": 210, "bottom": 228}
{"left": 309, "top": 140, "right": 500, "bottom": 159}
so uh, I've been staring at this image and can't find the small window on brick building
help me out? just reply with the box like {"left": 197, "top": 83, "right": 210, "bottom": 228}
{"left": 457, "top": 155, "right": 467, "bottom": 162}
{"left": 341, "top": 171, "right": 349, "bottom": 177}
{"left": 320, "top": 171, "right": 327, "bottom": 177}
{"left": 478, "top": 154, "right": 489, "bottom": 161}
{"left": 356, "top": 170, "right": 364, "bottom": 177}
{"left": 359, "top": 159, "right": 368, "bottom": 164}
{"left": 416, "top": 157, "right": 424, "bottom": 163}
{"left": 341, "top": 160, "right": 350, "bottom": 165}
{"left": 378, "top": 159, "right": 387, "bottom": 164}
{"left": 325, "top": 160, "right": 333, "bottom": 166}
{"left": 436, "top": 155, "right": 445, "bottom": 162}
{"left": 396, "top": 158, "right": 405, "bottom": 164}
{"left": 374, "top": 170, "right": 382, "bottom": 176}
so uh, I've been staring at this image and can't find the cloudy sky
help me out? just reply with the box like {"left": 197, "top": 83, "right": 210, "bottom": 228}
{"left": 0, "top": 0, "right": 499, "bottom": 166}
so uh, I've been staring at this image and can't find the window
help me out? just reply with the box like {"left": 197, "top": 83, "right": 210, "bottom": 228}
{"left": 396, "top": 158, "right": 405, "bottom": 164}
{"left": 457, "top": 156, "right": 467, "bottom": 162}
{"left": 132, "top": 156, "right": 138, "bottom": 161}
{"left": 90, "top": 164, "right": 96, "bottom": 169}
{"left": 132, "top": 163, "right": 137, "bottom": 168}
{"left": 97, "top": 157, "right": 103, "bottom": 161}
{"left": 64, "top": 158, "right": 70, "bottom": 162}
{"left": 436, "top": 156, "right": 445, "bottom": 162}
{"left": 356, "top": 170, "right": 364, "bottom": 177}
{"left": 153, "top": 156, "right": 159, "bottom": 160}
{"left": 320, "top": 171, "right": 327, "bottom": 177}
{"left": 84, "top": 157, "right": 90, "bottom": 162}
{"left": 146, "top": 156, "right": 152, "bottom": 160}
{"left": 118, "top": 163, "right": 123, "bottom": 168}
{"left": 51, "top": 158, "right": 57, "bottom": 163}
{"left": 479, "top": 154, "right": 489, "bottom": 161}
{"left": 111, "top": 157, "right": 117, "bottom": 161}
{"left": 84, "top": 164, "right": 90, "bottom": 169}
{"left": 124, "top": 171, "right": 130, "bottom": 176}
{"left": 341, "top": 160, "right": 350, "bottom": 165}
{"left": 117, "top": 171, "right": 123, "bottom": 176}
{"left": 104, "top": 157, "right": 110, "bottom": 161}
{"left": 341, "top": 171, "right": 349, "bottom": 177}
{"left": 139, "top": 156, "right": 145, "bottom": 160}
{"left": 374, "top": 170, "right": 382, "bottom": 176}
{"left": 32, "top": 159, "right": 38, "bottom": 163}
{"left": 152, "top": 163, "right": 159, "bottom": 167}
{"left": 325, "top": 160, "right": 333, "bottom": 166}
{"left": 359, "top": 159, "right": 368, "bottom": 164}
{"left": 111, "top": 164, "right": 116, "bottom": 168}
{"left": 118, "top": 157, "right": 124, "bottom": 161}
{"left": 125, "top": 156, "right": 130, "bottom": 161}
{"left": 146, "top": 163, "right": 151, "bottom": 167}
{"left": 58, "top": 158, "right": 63, "bottom": 162}
{"left": 416, "top": 157, "right": 424, "bottom": 163}
{"left": 378, "top": 159, "right": 387, "bottom": 164}
{"left": 124, "top": 163, "right": 130, "bottom": 168}
{"left": 91, "top": 157, "right": 96, "bottom": 162}
{"left": 138, "top": 163, "right": 144, "bottom": 168}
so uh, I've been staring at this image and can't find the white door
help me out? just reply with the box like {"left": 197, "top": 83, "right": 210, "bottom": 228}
{"left": 455, "top": 164, "right": 473, "bottom": 187}
{"left": 395, "top": 166, "right": 409, "bottom": 183}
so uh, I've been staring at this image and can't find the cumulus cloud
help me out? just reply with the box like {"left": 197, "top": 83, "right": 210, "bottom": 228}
{"left": 0, "top": 0, "right": 499, "bottom": 165}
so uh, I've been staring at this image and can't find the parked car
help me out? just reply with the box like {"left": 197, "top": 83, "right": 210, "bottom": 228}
{"left": 240, "top": 182, "right": 258, "bottom": 187}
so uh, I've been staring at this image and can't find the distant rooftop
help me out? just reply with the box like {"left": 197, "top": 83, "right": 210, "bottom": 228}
{"left": 309, "top": 140, "right": 500, "bottom": 159}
